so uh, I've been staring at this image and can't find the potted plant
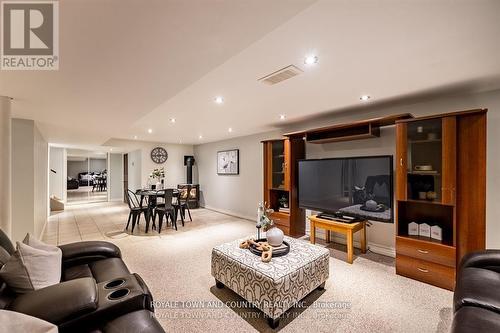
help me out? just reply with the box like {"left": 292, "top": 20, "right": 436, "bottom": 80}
{"left": 256, "top": 202, "right": 284, "bottom": 247}
{"left": 149, "top": 167, "right": 165, "bottom": 189}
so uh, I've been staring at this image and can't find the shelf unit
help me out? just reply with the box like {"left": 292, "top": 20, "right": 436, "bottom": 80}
{"left": 395, "top": 109, "right": 487, "bottom": 290}
{"left": 284, "top": 113, "right": 414, "bottom": 143}
{"left": 262, "top": 138, "right": 305, "bottom": 237}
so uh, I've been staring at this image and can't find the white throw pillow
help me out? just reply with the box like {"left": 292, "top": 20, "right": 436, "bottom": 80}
{"left": 0, "top": 241, "right": 62, "bottom": 293}
{"left": 0, "top": 310, "right": 58, "bottom": 333}
{"left": 23, "top": 233, "right": 59, "bottom": 253}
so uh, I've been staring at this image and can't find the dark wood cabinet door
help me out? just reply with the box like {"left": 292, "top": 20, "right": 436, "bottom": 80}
{"left": 395, "top": 123, "right": 407, "bottom": 201}
{"left": 441, "top": 117, "right": 457, "bottom": 205}
{"left": 284, "top": 139, "right": 291, "bottom": 191}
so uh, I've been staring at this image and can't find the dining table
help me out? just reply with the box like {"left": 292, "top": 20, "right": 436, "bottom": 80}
{"left": 135, "top": 188, "right": 180, "bottom": 232}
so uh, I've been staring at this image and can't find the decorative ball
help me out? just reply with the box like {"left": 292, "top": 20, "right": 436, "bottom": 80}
{"left": 266, "top": 227, "right": 284, "bottom": 247}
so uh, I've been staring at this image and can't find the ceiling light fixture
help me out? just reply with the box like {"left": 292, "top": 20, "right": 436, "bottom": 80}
{"left": 148, "top": 129, "right": 153, "bottom": 134}
{"left": 214, "top": 96, "right": 224, "bottom": 104}
{"left": 304, "top": 55, "right": 318, "bottom": 65}
{"left": 279, "top": 114, "right": 286, "bottom": 120}
{"left": 199, "top": 135, "right": 203, "bottom": 139}
{"left": 133, "top": 135, "right": 138, "bottom": 140}
{"left": 360, "top": 95, "right": 371, "bottom": 101}
{"left": 169, "top": 118, "right": 176, "bottom": 123}
{"left": 110, "top": 148, "right": 113, "bottom": 151}
{"left": 228, "top": 127, "right": 233, "bottom": 133}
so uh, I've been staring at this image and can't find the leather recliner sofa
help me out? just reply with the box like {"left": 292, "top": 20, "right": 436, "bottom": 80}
{"left": 452, "top": 250, "right": 500, "bottom": 332}
{"left": 0, "top": 229, "right": 165, "bottom": 333}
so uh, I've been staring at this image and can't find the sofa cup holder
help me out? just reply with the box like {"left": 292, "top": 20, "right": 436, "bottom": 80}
{"left": 107, "top": 288, "right": 130, "bottom": 300}
{"left": 104, "top": 279, "right": 126, "bottom": 289}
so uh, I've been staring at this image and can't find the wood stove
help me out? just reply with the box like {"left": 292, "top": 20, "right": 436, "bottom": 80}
{"left": 177, "top": 184, "right": 199, "bottom": 209}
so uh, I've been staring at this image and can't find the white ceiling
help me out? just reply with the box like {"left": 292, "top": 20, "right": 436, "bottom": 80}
{"left": 2, "top": 0, "right": 500, "bottom": 146}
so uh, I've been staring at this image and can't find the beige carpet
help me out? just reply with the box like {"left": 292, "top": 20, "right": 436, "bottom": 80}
{"left": 44, "top": 203, "right": 453, "bottom": 333}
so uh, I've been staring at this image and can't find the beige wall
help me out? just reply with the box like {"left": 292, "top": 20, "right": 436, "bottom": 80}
{"left": 0, "top": 97, "right": 11, "bottom": 237}
{"left": 194, "top": 89, "right": 500, "bottom": 255}
{"left": 33, "top": 125, "right": 48, "bottom": 237}
{"left": 11, "top": 119, "right": 48, "bottom": 241}
{"left": 109, "top": 153, "right": 123, "bottom": 201}
{"left": 105, "top": 139, "right": 195, "bottom": 192}
{"left": 194, "top": 131, "right": 279, "bottom": 220}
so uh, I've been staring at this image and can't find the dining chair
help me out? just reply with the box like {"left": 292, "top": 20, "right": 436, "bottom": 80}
{"left": 153, "top": 189, "right": 176, "bottom": 232}
{"left": 125, "top": 190, "right": 149, "bottom": 233}
{"left": 178, "top": 185, "right": 193, "bottom": 222}
{"left": 172, "top": 191, "right": 185, "bottom": 227}
{"left": 92, "top": 178, "right": 98, "bottom": 192}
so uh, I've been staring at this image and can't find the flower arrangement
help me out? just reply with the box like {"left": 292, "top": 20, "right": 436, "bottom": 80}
{"left": 149, "top": 167, "right": 165, "bottom": 180}
{"left": 257, "top": 202, "right": 274, "bottom": 231}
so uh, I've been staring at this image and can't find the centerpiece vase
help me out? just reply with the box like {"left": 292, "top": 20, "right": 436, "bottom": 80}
{"left": 266, "top": 226, "right": 284, "bottom": 247}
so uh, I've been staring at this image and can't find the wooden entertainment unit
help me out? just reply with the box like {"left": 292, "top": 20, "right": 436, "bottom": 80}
{"left": 395, "top": 109, "right": 487, "bottom": 290}
{"left": 262, "top": 109, "right": 487, "bottom": 290}
{"left": 262, "top": 137, "right": 305, "bottom": 237}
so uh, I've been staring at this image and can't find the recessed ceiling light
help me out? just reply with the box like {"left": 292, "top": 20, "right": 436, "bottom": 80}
{"left": 169, "top": 118, "right": 176, "bottom": 123}
{"left": 148, "top": 128, "right": 153, "bottom": 133}
{"left": 110, "top": 148, "right": 113, "bottom": 151}
{"left": 279, "top": 114, "right": 286, "bottom": 120}
{"left": 304, "top": 55, "right": 318, "bottom": 65}
{"left": 360, "top": 95, "right": 371, "bottom": 101}
{"left": 198, "top": 135, "right": 203, "bottom": 139}
{"left": 228, "top": 127, "right": 233, "bottom": 133}
{"left": 133, "top": 135, "right": 138, "bottom": 140}
{"left": 214, "top": 96, "right": 224, "bottom": 104}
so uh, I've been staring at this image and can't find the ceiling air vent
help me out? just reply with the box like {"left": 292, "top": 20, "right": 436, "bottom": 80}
{"left": 258, "top": 65, "right": 303, "bottom": 85}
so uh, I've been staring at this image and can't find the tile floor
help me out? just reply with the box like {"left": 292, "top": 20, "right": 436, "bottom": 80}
{"left": 43, "top": 201, "right": 224, "bottom": 245}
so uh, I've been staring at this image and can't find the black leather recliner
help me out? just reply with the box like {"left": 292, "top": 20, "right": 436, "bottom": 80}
{"left": 452, "top": 250, "right": 500, "bottom": 332}
{"left": 0, "top": 229, "right": 165, "bottom": 333}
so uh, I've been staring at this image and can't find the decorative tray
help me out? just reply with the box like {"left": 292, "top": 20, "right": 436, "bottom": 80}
{"left": 248, "top": 238, "right": 290, "bottom": 258}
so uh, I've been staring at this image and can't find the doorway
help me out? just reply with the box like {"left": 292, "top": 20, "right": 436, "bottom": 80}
{"left": 66, "top": 150, "right": 108, "bottom": 205}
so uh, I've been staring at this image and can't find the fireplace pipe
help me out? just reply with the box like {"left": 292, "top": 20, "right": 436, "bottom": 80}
{"left": 184, "top": 156, "right": 195, "bottom": 184}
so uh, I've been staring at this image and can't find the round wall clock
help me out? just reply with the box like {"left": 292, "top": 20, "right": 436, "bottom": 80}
{"left": 151, "top": 147, "right": 168, "bottom": 164}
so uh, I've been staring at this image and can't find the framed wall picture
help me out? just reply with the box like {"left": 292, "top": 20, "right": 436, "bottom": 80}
{"left": 217, "top": 149, "right": 239, "bottom": 175}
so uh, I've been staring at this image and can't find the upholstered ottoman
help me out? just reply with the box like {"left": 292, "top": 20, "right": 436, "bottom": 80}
{"left": 211, "top": 236, "right": 330, "bottom": 328}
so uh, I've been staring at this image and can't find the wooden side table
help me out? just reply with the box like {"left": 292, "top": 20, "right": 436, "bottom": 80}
{"left": 308, "top": 215, "right": 367, "bottom": 264}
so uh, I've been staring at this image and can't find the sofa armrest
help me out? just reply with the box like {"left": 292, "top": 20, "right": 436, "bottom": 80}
{"left": 460, "top": 250, "right": 500, "bottom": 272}
{"left": 59, "top": 241, "right": 122, "bottom": 267}
{"left": 8, "top": 277, "right": 98, "bottom": 325}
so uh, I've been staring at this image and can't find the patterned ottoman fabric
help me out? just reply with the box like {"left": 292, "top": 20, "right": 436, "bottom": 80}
{"left": 211, "top": 236, "right": 330, "bottom": 319}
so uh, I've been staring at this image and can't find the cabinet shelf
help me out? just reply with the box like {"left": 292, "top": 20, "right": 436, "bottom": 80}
{"left": 409, "top": 139, "right": 442, "bottom": 144}
{"left": 404, "top": 199, "right": 452, "bottom": 206}
{"left": 408, "top": 172, "right": 441, "bottom": 176}
{"left": 270, "top": 187, "right": 288, "bottom": 191}
{"left": 397, "top": 235, "right": 454, "bottom": 248}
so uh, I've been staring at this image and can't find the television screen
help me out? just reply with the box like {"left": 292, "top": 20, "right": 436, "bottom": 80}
{"left": 298, "top": 156, "right": 393, "bottom": 222}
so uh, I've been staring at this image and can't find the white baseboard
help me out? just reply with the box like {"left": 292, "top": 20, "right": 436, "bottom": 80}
{"left": 201, "top": 205, "right": 255, "bottom": 222}
{"left": 312, "top": 230, "right": 395, "bottom": 258}
{"left": 201, "top": 206, "right": 395, "bottom": 258}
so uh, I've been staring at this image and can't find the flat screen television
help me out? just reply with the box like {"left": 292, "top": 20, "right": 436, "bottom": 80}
{"left": 298, "top": 156, "right": 393, "bottom": 222}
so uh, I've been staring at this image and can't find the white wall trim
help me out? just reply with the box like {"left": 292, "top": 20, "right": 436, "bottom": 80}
{"left": 201, "top": 205, "right": 255, "bottom": 223}
{"left": 310, "top": 229, "right": 395, "bottom": 258}
{"left": 202, "top": 205, "right": 395, "bottom": 257}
